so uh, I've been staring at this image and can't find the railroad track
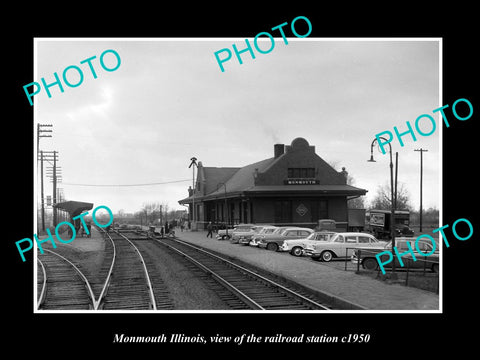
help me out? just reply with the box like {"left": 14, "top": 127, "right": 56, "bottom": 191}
{"left": 36, "top": 229, "right": 173, "bottom": 311}
{"left": 36, "top": 227, "right": 329, "bottom": 311}
{"left": 99, "top": 230, "right": 173, "bottom": 310}
{"left": 147, "top": 235, "right": 330, "bottom": 310}
{"left": 37, "top": 249, "right": 95, "bottom": 310}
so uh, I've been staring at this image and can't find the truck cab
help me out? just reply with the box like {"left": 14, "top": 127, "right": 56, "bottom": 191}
{"left": 367, "top": 210, "right": 414, "bottom": 239}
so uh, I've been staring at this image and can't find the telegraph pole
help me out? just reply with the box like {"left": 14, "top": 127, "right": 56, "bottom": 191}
{"left": 37, "top": 124, "right": 53, "bottom": 153}
{"left": 53, "top": 150, "right": 58, "bottom": 226}
{"left": 43, "top": 151, "right": 59, "bottom": 227}
{"left": 39, "top": 151, "right": 45, "bottom": 231}
{"left": 414, "top": 148, "right": 428, "bottom": 232}
{"left": 37, "top": 124, "right": 52, "bottom": 233}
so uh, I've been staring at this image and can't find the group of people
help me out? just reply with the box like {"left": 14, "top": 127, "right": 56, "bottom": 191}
{"left": 70, "top": 220, "right": 92, "bottom": 238}
{"left": 160, "top": 221, "right": 173, "bottom": 237}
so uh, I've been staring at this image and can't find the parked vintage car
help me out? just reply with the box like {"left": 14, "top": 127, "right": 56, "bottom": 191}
{"left": 306, "top": 232, "right": 381, "bottom": 262}
{"left": 258, "top": 227, "right": 314, "bottom": 251}
{"left": 238, "top": 225, "right": 271, "bottom": 245}
{"left": 280, "top": 231, "right": 337, "bottom": 256}
{"left": 230, "top": 224, "right": 257, "bottom": 244}
{"left": 351, "top": 237, "right": 439, "bottom": 272}
{"left": 249, "top": 226, "right": 283, "bottom": 246}
{"left": 216, "top": 226, "right": 235, "bottom": 240}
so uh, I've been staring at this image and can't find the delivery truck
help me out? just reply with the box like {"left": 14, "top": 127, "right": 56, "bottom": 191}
{"left": 366, "top": 209, "right": 414, "bottom": 239}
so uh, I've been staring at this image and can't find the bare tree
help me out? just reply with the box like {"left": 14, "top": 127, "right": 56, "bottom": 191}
{"left": 330, "top": 162, "right": 366, "bottom": 209}
{"left": 138, "top": 202, "right": 172, "bottom": 225}
{"left": 134, "top": 211, "right": 145, "bottom": 226}
{"left": 163, "top": 203, "right": 169, "bottom": 222}
{"left": 369, "top": 182, "right": 412, "bottom": 211}
{"left": 345, "top": 171, "right": 365, "bottom": 209}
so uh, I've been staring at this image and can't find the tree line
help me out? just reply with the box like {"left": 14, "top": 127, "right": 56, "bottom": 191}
{"left": 115, "top": 202, "right": 187, "bottom": 227}
{"left": 349, "top": 182, "right": 439, "bottom": 226}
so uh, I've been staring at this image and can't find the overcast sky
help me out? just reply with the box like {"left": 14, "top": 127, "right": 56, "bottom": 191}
{"left": 34, "top": 38, "right": 440, "bottom": 215}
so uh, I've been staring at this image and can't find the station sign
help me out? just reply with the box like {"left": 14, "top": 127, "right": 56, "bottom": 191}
{"left": 284, "top": 179, "right": 319, "bottom": 185}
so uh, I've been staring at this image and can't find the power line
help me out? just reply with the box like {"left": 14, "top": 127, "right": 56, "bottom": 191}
{"left": 61, "top": 179, "right": 191, "bottom": 187}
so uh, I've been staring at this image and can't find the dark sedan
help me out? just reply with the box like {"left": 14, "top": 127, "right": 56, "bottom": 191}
{"left": 351, "top": 237, "right": 439, "bottom": 273}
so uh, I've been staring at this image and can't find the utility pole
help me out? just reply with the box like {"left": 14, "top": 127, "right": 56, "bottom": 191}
{"left": 43, "top": 151, "right": 59, "bottom": 227}
{"left": 53, "top": 151, "right": 57, "bottom": 226}
{"left": 37, "top": 124, "right": 53, "bottom": 233}
{"left": 414, "top": 148, "right": 428, "bottom": 232}
{"left": 37, "top": 124, "right": 53, "bottom": 153}
{"left": 39, "top": 151, "right": 45, "bottom": 232}
{"left": 369, "top": 138, "right": 398, "bottom": 279}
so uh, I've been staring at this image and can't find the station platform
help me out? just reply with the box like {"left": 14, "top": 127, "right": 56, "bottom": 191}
{"left": 175, "top": 229, "right": 440, "bottom": 311}
{"left": 36, "top": 226, "right": 106, "bottom": 252}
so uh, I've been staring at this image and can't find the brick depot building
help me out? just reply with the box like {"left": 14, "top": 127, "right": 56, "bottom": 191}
{"left": 178, "top": 138, "right": 367, "bottom": 230}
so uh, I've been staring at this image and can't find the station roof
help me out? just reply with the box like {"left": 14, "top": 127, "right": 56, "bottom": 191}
{"left": 199, "top": 184, "right": 366, "bottom": 201}
{"left": 179, "top": 138, "right": 368, "bottom": 205}
{"left": 53, "top": 200, "right": 94, "bottom": 217}
{"left": 178, "top": 163, "right": 367, "bottom": 204}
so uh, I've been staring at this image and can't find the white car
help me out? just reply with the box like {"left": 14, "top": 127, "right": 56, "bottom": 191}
{"left": 249, "top": 226, "right": 282, "bottom": 246}
{"left": 280, "top": 231, "right": 337, "bottom": 256}
{"left": 230, "top": 224, "right": 256, "bottom": 244}
{"left": 216, "top": 227, "right": 234, "bottom": 240}
{"left": 238, "top": 225, "right": 272, "bottom": 245}
{"left": 258, "top": 227, "right": 314, "bottom": 251}
{"left": 306, "top": 232, "right": 381, "bottom": 262}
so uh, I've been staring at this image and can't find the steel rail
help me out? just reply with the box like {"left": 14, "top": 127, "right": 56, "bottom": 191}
{"left": 36, "top": 258, "right": 47, "bottom": 310}
{"left": 95, "top": 230, "right": 116, "bottom": 310}
{"left": 173, "top": 238, "right": 329, "bottom": 310}
{"left": 42, "top": 248, "right": 96, "bottom": 310}
{"left": 115, "top": 231, "right": 158, "bottom": 310}
{"left": 156, "top": 238, "right": 264, "bottom": 310}
{"left": 155, "top": 237, "right": 329, "bottom": 310}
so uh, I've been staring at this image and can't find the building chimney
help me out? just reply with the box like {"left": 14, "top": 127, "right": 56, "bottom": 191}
{"left": 274, "top": 144, "right": 285, "bottom": 158}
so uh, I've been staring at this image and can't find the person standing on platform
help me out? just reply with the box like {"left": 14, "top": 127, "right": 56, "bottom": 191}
{"left": 165, "top": 221, "right": 170, "bottom": 235}
{"left": 207, "top": 221, "right": 213, "bottom": 238}
{"left": 86, "top": 220, "right": 91, "bottom": 238}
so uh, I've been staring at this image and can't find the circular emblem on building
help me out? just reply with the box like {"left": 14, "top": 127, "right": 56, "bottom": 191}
{"left": 296, "top": 203, "right": 308, "bottom": 217}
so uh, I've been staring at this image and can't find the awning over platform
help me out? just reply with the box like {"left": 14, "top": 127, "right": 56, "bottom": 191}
{"left": 54, "top": 200, "right": 94, "bottom": 217}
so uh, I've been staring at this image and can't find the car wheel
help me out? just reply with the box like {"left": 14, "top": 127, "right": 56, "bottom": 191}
{"left": 432, "top": 263, "right": 439, "bottom": 273}
{"left": 321, "top": 251, "right": 334, "bottom": 262}
{"left": 362, "top": 258, "right": 378, "bottom": 271}
{"left": 291, "top": 247, "right": 303, "bottom": 257}
{"left": 266, "top": 243, "right": 278, "bottom": 251}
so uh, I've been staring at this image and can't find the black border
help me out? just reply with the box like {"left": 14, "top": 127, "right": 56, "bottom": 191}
{"left": 7, "top": 4, "right": 478, "bottom": 354}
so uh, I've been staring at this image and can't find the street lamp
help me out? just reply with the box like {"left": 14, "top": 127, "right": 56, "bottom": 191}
{"left": 217, "top": 182, "right": 229, "bottom": 238}
{"left": 368, "top": 137, "right": 398, "bottom": 279}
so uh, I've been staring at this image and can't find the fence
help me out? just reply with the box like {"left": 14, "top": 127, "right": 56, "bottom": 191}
{"left": 344, "top": 247, "right": 439, "bottom": 294}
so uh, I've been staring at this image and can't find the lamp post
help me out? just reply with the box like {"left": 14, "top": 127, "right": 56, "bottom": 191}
{"left": 368, "top": 137, "right": 398, "bottom": 279}
{"left": 217, "top": 182, "right": 229, "bottom": 238}
{"left": 188, "top": 157, "right": 198, "bottom": 230}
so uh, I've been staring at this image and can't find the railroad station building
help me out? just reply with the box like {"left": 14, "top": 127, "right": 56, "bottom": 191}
{"left": 178, "top": 137, "right": 367, "bottom": 230}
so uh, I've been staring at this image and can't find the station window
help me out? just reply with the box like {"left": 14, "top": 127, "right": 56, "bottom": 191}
{"left": 287, "top": 168, "right": 315, "bottom": 178}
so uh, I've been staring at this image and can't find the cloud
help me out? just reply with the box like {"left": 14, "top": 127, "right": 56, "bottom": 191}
{"left": 36, "top": 39, "right": 440, "bottom": 213}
